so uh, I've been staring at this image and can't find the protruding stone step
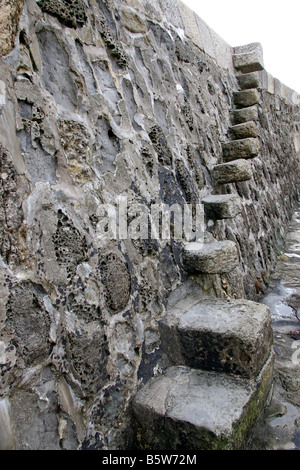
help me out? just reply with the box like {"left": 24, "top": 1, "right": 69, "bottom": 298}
{"left": 231, "top": 105, "right": 258, "bottom": 125}
{"left": 237, "top": 71, "right": 260, "bottom": 90}
{"left": 233, "top": 42, "right": 264, "bottom": 73}
{"left": 230, "top": 121, "right": 258, "bottom": 139}
{"left": 222, "top": 138, "right": 260, "bottom": 162}
{"left": 202, "top": 194, "right": 242, "bottom": 219}
{"left": 233, "top": 89, "right": 260, "bottom": 108}
{"left": 181, "top": 239, "right": 239, "bottom": 274}
{"left": 212, "top": 159, "right": 253, "bottom": 184}
{"left": 159, "top": 296, "right": 273, "bottom": 378}
{"left": 132, "top": 360, "right": 274, "bottom": 450}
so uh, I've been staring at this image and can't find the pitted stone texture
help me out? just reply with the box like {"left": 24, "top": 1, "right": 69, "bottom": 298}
{"left": 0, "top": 0, "right": 24, "bottom": 57}
{"left": 202, "top": 194, "right": 242, "bottom": 219}
{"left": 212, "top": 160, "right": 253, "bottom": 184}
{"left": 231, "top": 106, "right": 259, "bottom": 125}
{"left": 37, "top": 0, "right": 87, "bottom": 28}
{"left": 181, "top": 240, "right": 239, "bottom": 274}
{"left": 222, "top": 138, "right": 260, "bottom": 162}
{"left": 233, "top": 42, "right": 264, "bottom": 73}
{"left": 99, "top": 252, "right": 131, "bottom": 313}
{"left": 233, "top": 89, "right": 260, "bottom": 108}
{"left": 237, "top": 72, "right": 260, "bottom": 90}
{"left": 159, "top": 296, "right": 273, "bottom": 378}
{"left": 230, "top": 121, "right": 258, "bottom": 140}
{"left": 133, "top": 361, "right": 274, "bottom": 450}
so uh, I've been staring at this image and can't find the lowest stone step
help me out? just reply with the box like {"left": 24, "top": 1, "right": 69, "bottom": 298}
{"left": 159, "top": 296, "right": 273, "bottom": 378}
{"left": 132, "top": 361, "right": 274, "bottom": 450}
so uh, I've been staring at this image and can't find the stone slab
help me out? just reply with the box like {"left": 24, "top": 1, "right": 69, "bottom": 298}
{"left": 231, "top": 106, "right": 259, "bottom": 125}
{"left": 181, "top": 240, "right": 239, "bottom": 274}
{"left": 133, "top": 359, "right": 274, "bottom": 450}
{"left": 212, "top": 159, "right": 253, "bottom": 184}
{"left": 159, "top": 297, "right": 273, "bottom": 378}
{"left": 230, "top": 121, "right": 258, "bottom": 140}
{"left": 233, "top": 43, "right": 264, "bottom": 73}
{"left": 237, "top": 72, "right": 260, "bottom": 90}
{"left": 233, "top": 89, "right": 260, "bottom": 108}
{"left": 222, "top": 138, "right": 260, "bottom": 162}
{"left": 202, "top": 194, "right": 242, "bottom": 219}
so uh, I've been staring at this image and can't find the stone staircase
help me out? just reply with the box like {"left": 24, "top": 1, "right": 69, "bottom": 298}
{"left": 131, "top": 44, "right": 272, "bottom": 450}
{"left": 132, "top": 295, "right": 274, "bottom": 450}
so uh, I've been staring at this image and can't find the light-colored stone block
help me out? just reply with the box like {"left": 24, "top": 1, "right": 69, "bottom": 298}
{"left": 181, "top": 239, "right": 239, "bottom": 274}
{"left": 222, "top": 138, "right": 260, "bottom": 162}
{"left": 212, "top": 159, "right": 253, "bottom": 184}
{"left": 233, "top": 89, "right": 260, "bottom": 108}
{"left": 159, "top": 297, "right": 273, "bottom": 377}
{"left": 233, "top": 43, "right": 264, "bottom": 73}
{"left": 177, "top": 0, "right": 204, "bottom": 51}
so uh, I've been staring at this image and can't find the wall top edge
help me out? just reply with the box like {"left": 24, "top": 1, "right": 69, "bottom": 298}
{"left": 138, "top": 0, "right": 300, "bottom": 104}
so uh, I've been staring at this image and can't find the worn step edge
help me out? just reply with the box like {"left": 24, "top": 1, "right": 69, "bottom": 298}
{"left": 132, "top": 355, "right": 274, "bottom": 450}
{"left": 212, "top": 159, "right": 253, "bottom": 185}
{"left": 229, "top": 121, "right": 258, "bottom": 140}
{"left": 181, "top": 240, "right": 239, "bottom": 274}
{"left": 202, "top": 193, "right": 242, "bottom": 219}
{"left": 222, "top": 138, "right": 260, "bottom": 162}
{"left": 159, "top": 297, "right": 273, "bottom": 378}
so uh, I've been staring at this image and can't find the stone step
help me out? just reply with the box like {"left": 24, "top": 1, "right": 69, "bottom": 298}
{"left": 230, "top": 121, "right": 258, "bottom": 140}
{"left": 233, "top": 89, "right": 260, "bottom": 108}
{"left": 237, "top": 71, "right": 260, "bottom": 90}
{"left": 231, "top": 105, "right": 258, "bottom": 125}
{"left": 159, "top": 296, "right": 273, "bottom": 378}
{"left": 212, "top": 159, "right": 253, "bottom": 184}
{"left": 181, "top": 239, "right": 239, "bottom": 274}
{"left": 233, "top": 42, "right": 264, "bottom": 73}
{"left": 202, "top": 194, "right": 242, "bottom": 219}
{"left": 132, "top": 360, "right": 274, "bottom": 450}
{"left": 222, "top": 138, "right": 260, "bottom": 162}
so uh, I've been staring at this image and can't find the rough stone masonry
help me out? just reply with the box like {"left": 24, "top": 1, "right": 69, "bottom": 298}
{"left": 0, "top": 0, "right": 299, "bottom": 450}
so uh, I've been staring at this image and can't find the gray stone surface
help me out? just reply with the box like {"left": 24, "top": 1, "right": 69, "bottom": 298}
{"left": 202, "top": 193, "right": 242, "bottom": 219}
{"left": 159, "top": 296, "right": 273, "bottom": 378}
{"left": 0, "top": 0, "right": 299, "bottom": 451}
{"left": 181, "top": 240, "right": 239, "bottom": 274}
{"left": 231, "top": 105, "right": 259, "bottom": 125}
{"left": 233, "top": 89, "right": 261, "bottom": 108}
{"left": 212, "top": 159, "right": 253, "bottom": 184}
{"left": 233, "top": 42, "right": 264, "bottom": 73}
{"left": 230, "top": 121, "right": 258, "bottom": 139}
{"left": 222, "top": 138, "right": 260, "bottom": 162}
{"left": 133, "top": 362, "right": 274, "bottom": 450}
{"left": 237, "top": 72, "right": 260, "bottom": 90}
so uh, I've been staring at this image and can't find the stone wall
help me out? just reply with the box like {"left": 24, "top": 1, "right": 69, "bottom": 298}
{"left": 0, "top": 0, "right": 299, "bottom": 450}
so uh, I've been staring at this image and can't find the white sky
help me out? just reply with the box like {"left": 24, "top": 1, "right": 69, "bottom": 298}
{"left": 182, "top": 0, "right": 300, "bottom": 93}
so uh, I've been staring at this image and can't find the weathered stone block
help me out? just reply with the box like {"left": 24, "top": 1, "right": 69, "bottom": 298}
{"left": 181, "top": 240, "right": 239, "bottom": 274}
{"left": 237, "top": 72, "right": 260, "bottom": 90}
{"left": 230, "top": 121, "right": 258, "bottom": 140}
{"left": 133, "top": 357, "right": 274, "bottom": 450}
{"left": 222, "top": 138, "right": 260, "bottom": 162}
{"left": 212, "top": 159, "right": 253, "bottom": 184}
{"left": 231, "top": 106, "right": 258, "bottom": 125}
{"left": 233, "top": 42, "right": 264, "bottom": 73}
{"left": 233, "top": 89, "right": 260, "bottom": 108}
{"left": 159, "top": 297, "right": 273, "bottom": 378}
{"left": 0, "top": 0, "right": 24, "bottom": 57}
{"left": 202, "top": 194, "right": 242, "bottom": 219}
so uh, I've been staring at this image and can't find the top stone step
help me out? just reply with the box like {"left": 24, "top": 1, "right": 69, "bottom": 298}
{"left": 233, "top": 42, "right": 264, "bottom": 73}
